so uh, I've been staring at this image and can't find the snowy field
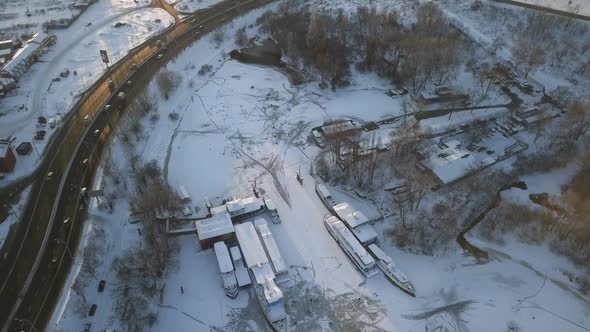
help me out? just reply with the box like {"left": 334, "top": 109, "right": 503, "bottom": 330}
{"left": 0, "top": 1, "right": 174, "bottom": 186}
{"left": 510, "top": 0, "right": 590, "bottom": 16}
{"left": 174, "top": 0, "right": 224, "bottom": 14}
{"left": 50, "top": 2, "right": 590, "bottom": 332}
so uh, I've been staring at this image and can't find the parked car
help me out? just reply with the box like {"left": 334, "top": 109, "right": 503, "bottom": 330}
{"left": 83, "top": 323, "right": 91, "bottom": 332}
{"left": 98, "top": 280, "right": 106, "bottom": 292}
{"left": 88, "top": 304, "right": 97, "bottom": 317}
{"left": 84, "top": 115, "right": 91, "bottom": 125}
{"left": 48, "top": 117, "right": 57, "bottom": 128}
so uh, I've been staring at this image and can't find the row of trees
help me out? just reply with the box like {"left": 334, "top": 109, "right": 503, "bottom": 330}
{"left": 261, "top": 2, "right": 467, "bottom": 92}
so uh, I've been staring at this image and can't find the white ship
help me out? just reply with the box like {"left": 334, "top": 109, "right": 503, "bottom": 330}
{"left": 214, "top": 242, "right": 239, "bottom": 298}
{"left": 367, "top": 244, "right": 415, "bottom": 297}
{"left": 324, "top": 215, "right": 379, "bottom": 278}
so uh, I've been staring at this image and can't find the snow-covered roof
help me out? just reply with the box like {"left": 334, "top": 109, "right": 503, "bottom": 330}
{"left": 254, "top": 219, "right": 287, "bottom": 274}
{"left": 234, "top": 221, "right": 270, "bottom": 269}
{"left": 321, "top": 120, "right": 355, "bottom": 136}
{"left": 333, "top": 202, "right": 369, "bottom": 228}
{"left": 352, "top": 223, "right": 378, "bottom": 244}
{"left": 225, "top": 196, "right": 264, "bottom": 216}
{"left": 0, "top": 49, "right": 11, "bottom": 57}
{"left": 195, "top": 211, "right": 234, "bottom": 240}
{"left": 213, "top": 242, "right": 234, "bottom": 273}
{"left": 179, "top": 185, "right": 190, "bottom": 200}
{"left": 263, "top": 197, "right": 276, "bottom": 211}
{"left": 316, "top": 183, "right": 332, "bottom": 199}
{"left": 229, "top": 246, "right": 251, "bottom": 287}
{"left": 326, "top": 216, "right": 375, "bottom": 267}
{"left": 0, "top": 142, "right": 9, "bottom": 157}
{"left": 419, "top": 141, "right": 494, "bottom": 184}
{"left": 368, "top": 244, "right": 392, "bottom": 265}
{"left": 2, "top": 32, "right": 49, "bottom": 79}
{"left": 262, "top": 277, "right": 283, "bottom": 305}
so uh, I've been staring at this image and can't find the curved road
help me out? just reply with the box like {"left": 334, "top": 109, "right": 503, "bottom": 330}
{"left": 0, "top": 0, "right": 275, "bottom": 331}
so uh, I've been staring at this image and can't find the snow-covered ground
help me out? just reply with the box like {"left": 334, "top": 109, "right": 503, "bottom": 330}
{"left": 511, "top": 0, "right": 590, "bottom": 16}
{"left": 174, "top": 0, "right": 224, "bottom": 15}
{"left": 0, "top": 0, "right": 174, "bottom": 186}
{"left": 51, "top": 2, "right": 590, "bottom": 331}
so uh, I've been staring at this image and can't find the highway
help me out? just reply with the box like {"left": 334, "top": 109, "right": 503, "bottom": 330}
{"left": 0, "top": 0, "right": 275, "bottom": 330}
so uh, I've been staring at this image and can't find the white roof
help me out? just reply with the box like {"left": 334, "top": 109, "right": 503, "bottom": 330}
{"left": 262, "top": 277, "right": 283, "bottom": 304}
{"left": 229, "top": 246, "right": 242, "bottom": 261}
{"left": 368, "top": 244, "right": 392, "bottom": 264}
{"left": 333, "top": 202, "right": 369, "bottom": 228}
{"left": 0, "top": 142, "right": 9, "bottom": 157}
{"left": 263, "top": 197, "right": 276, "bottom": 211}
{"left": 419, "top": 142, "right": 494, "bottom": 184}
{"left": 225, "top": 196, "right": 264, "bottom": 216}
{"left": 328, "top": 216, "right": 375, "bottom": 267}
{"left": 195, "top": 211, "right": 234, "bottom": 240}
{"left": 179, "top": 185, "right": 190, "bottom": 200}
{"left": 352, "top": 223, "right": 378, "bottom": 244}
{"left": 316, "top": 183, "right": 332, "bottom": 199}
{"left": 214, "top": 242, "right": 234, "bottom": 273}
{"left": 0, "top": 49, "right": 11, "bottom": 56}
{"left": 322, "top": 120, "right": 355, "bottom": 136}
{"left": 234, "top": 222, "right": 270, "bottom": 269}
{"left": 2, "top": 33, "right": 48, "bottom": 79}
{"left": 254, "top": 219, "right": 287, "bottom": 274}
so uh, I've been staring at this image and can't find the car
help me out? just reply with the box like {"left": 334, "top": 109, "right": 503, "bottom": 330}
{"left": 83, "top": 323, "right": 91, "bottom": 332}
{"left": 126, "top": 80, "right": 132, "bottom": 86}
{"left": 83, "top": 115, "right": 91, "bottom": 124}
{"left": 117, "top": 92, "right": 126, "bottom": 100}
{"left": 98, "top": 280, "right": 106, "bottom": 292}
{"left": 157, "top": 54, "right": 164, "bottom": 59}
{"left": 88, "top": 304, "right": 97, "bottom": 317}
{"left": 48, "top": 117, "right": 57, "bottom": 128}
{"left": 104, "top": 104, "right": 111, "bottom": 111}
{"left": 36, "top": 122, "right": 46, "bottom": 128}
{"left": 130, "top": 63, "right": 137, "bottom": 70}
{"left": 37, "top": 116, "right": 47, "bottom": 123}
{"left": 93, "top": 129, "right": 100, "bottom": 136}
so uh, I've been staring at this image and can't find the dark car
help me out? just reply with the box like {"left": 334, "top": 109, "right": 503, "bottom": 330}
{"left": 37, "top": 116, "right": 47, "bottom": 123}
{"left": 88, "top": 304, "right": 97, "bottom": 317}
{"left": 98, "top": 280, "right": 106, "bottom": 292}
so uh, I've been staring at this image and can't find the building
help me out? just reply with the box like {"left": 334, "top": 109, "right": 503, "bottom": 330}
{"left": 512, "top": 107, "right": 559, "bottom": 127}
{"left": 195, "top": 211, "right": 234, "bottom": 249}
{"left": 2, "top": 32, "right": 52, "bottom": 81}
{"left": 417, "top": 140, "right": 494, "bottom": 185}
{"left": 0, "top": 40, "right": 15, "bottom": 65}
{"left": 418, "top": 86, "right": 469, "bottom": 105}
{"left": 229, "top": 246, "right": 251, "bottom": 287}
{"left": 0, "top": 141, "right": 16, "bottom": 173}
{"left": 332, "top": 202, "right": 378, "bottom": 245}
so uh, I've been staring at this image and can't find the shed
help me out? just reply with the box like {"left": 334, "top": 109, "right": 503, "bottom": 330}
{"left": 195, "top": 211, "right": 234, "bottom": 249}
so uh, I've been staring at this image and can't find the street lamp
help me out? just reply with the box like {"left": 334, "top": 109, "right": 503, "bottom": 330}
{"left": 14, "top": 318, "right": 38, "bottom": 332}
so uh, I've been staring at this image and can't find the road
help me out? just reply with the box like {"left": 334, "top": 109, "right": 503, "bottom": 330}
{"left": 0, "top": 0, "right": 275, "bottom": 331}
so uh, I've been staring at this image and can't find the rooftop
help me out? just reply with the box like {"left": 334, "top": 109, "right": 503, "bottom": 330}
{"left": 234, "top": 221, "right": 270, "bottom": 269}
{"left": 213, "top": 242, "right": 234, "bottom": 273}
{"left": 333, "top": 202, "right": 369, "bottom": 228}
{"left": 254, "top": 219, "right": 287, "bottom": 274}
{"left": 195, "top": 211, "right": 234, "bottom": 241}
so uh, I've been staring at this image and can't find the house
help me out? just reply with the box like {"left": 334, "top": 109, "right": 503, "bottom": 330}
{"left": 511, "top": 107, "right": 559, "bottom": 127}
{"left": 0, "top": 141, "right": 16, "bottom": 173}
{"left": 417, "top": 140, "right": 494, "bottom": 185}
{"left": 195, "top": 211, "right": 235, "bottom": 249}
{"left": 418, "top": 86, "right": 469, "bottom": 105}
{"left": 2, "top": 32, "right": 52, "bottom": 81}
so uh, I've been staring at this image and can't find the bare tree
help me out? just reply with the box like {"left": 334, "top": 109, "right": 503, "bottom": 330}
{"left": 136, "top": 91, "right": 157, "bottom": 114}
{"left": 235, "top": 26, "right": 248, "bottom": 47}
{"left": 156, "top": 70, "right": 182, "bottom": 100}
